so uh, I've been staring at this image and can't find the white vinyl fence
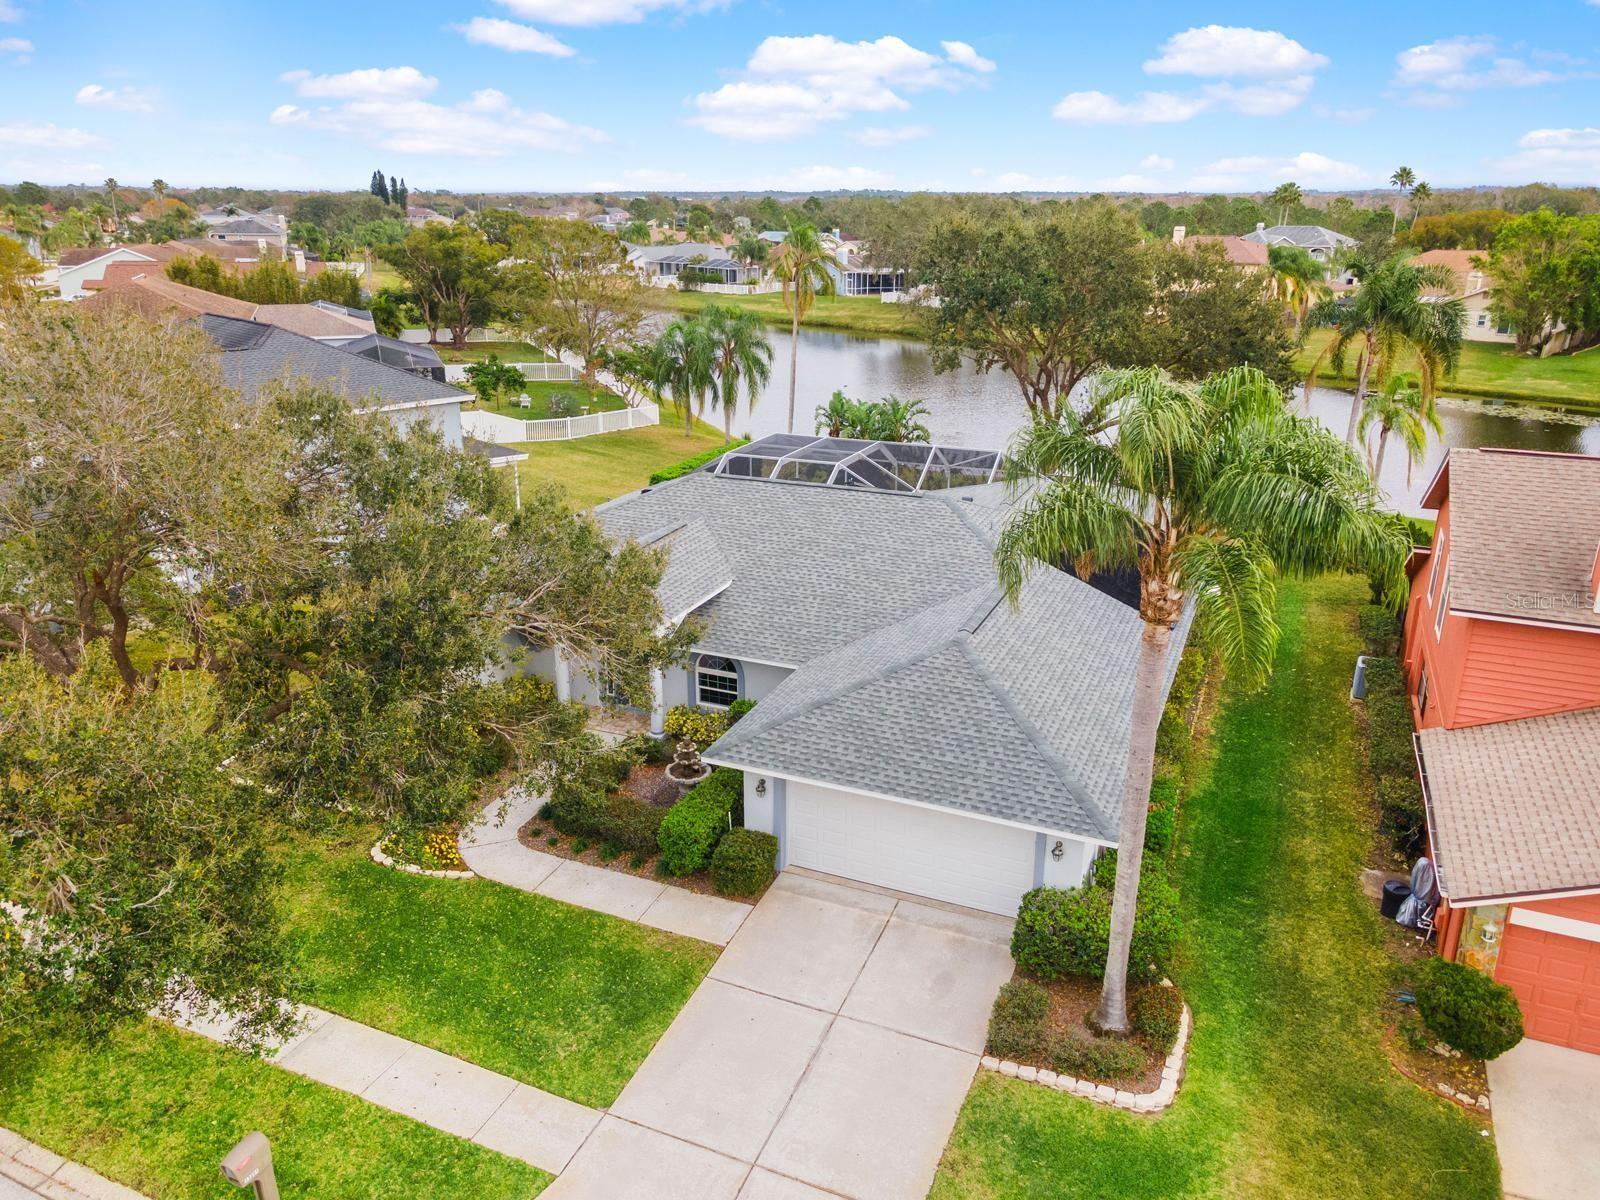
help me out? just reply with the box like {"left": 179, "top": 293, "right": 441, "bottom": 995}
{"left": 462, "top": 403, "right": 659, "bottom": 444}
{"left": 443, "top": 360, "right": 579, "bottom": 384}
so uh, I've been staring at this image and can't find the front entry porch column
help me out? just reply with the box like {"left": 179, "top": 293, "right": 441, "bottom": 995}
{"left": 649, "top": 668, "right": 666, "bottom": 737}
{"left": 553, "top": 647, "right": 571, "bottom": 703}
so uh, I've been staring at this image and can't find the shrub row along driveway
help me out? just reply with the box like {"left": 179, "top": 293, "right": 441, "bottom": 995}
{"left": 929, "top": 576, "right": 1501, "bottom": 1200}
{"left": 546, "top": 872, "right": 1016, "bottom": 1200}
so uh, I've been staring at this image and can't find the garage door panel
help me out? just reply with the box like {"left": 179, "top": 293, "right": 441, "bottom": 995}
{"left": 785, "top": 782, "right": 1036, "bottom": 917}
{"left": 1496, "top": 921, "right": 1600, "bottom": 1054}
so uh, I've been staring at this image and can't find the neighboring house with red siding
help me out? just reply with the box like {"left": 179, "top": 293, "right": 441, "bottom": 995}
{"left": 1402, "top": 447, "right": 1600, "bottom": 1053}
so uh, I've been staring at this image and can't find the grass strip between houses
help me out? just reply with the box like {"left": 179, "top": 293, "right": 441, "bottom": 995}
{"left": 279, "top": 830, "right": 718, "bottom": 1109}
{"left": 0, "top": 1020, "right": 550, "bottom": 1200}
{"left": 514, "top": 401, "right": 729, "bottom": 510}
{"left": 929, "top": 574, "right": 1500, "bottom": 1200}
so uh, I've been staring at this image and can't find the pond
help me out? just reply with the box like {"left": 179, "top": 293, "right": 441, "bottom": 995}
{"left": 703, "top": 326, "right": 1600, "bottom": 516}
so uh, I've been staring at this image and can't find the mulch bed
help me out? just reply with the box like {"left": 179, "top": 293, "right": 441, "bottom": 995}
{"left": 999, "top": 972, "right": 1167, "bottom": 1094}
{"left": 517, "top": 814, "right": 729, "bottom": 897}
{"left": 620, "top": 762, "right": 682, "bottom": 808}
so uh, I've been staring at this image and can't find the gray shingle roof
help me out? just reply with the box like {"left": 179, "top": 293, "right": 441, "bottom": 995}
{"left": 209, "top": 218, "right": 284, "bottom": 238}
{"left": 595, "top": 470, "right": 998, "bottom": 665}
{"left": 706, "top": 571, "right": 1191, "bottom": 839}
{"left": 1429, "top": 448, "right": 1600, "bottom": 630}
{"left": 200, "top": 315, "right": 463, "bottom": 412}
{"left": 1241, "top": 224, "right": 1357, "bottom": 250}
{"left": 645, "top": 520, "right": 734, "bottom": 625}
{"left": 1419, "top": 706, "right": 1600, "bottom": 902}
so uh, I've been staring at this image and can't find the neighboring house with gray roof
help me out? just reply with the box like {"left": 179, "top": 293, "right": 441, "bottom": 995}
{"left": 1241, "top": 222, "right": 1357, "bottom": 261}
{"left": 532, "top": 433, "right": 1190, "bottom": 915}
{"left": 628, "top": 241, "right": 759, "bottom": 286}
{"left": 207, "top": 215, "right": 289, "bottom": 251}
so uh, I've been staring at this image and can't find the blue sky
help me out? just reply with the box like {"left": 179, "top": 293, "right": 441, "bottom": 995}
{"left": 2, "top": 0, "right": 1599, "bottom": 193}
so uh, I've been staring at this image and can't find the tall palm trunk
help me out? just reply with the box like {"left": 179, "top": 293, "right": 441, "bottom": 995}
{"left": 1345, "top": 333, "right": 1374, "bottom": 447}
{"left": 1095, "top": 618, "right": 1172, "bottom": 1034}
{"left": 786, "top": 308, "right": 800, "bottom": 433}
{"left": 1373, "top": 428, "right": 1390, "bottom": 481}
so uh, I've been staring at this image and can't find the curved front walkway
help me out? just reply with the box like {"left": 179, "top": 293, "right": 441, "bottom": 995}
{"left": 460, "top": 788, "right": 753, "bottom": 946}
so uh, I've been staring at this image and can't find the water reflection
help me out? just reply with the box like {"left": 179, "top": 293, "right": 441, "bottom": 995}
{"left": 709, "top": 326, "right": 1600, "bottom": 515}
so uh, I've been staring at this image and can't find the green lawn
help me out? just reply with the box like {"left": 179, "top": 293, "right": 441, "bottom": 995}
{"left": 930, "top": 575, "right": 1500, "bottom": 1200}
{"left": 1297, "top": 328, "right": 1600, "bottom": 411}
{"left": 434, "top": 340, "right": 556, "bottom": 365}
{"left": 0, "top": 1021, "right": 547, "bottom": 1200}
{"left": 472, "top": 379, "right": 627, "bottom": 421}
{"left": 280, "top": 832, "right": 717, "bottom": 1108}
{"left": 515, "top": 402, "right": 728, "bottom": 510}
{"left": 642, "top": 288, "right": 927, "bottom": 339}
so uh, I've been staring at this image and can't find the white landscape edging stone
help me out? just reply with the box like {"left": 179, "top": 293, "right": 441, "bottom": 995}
{"left": 979, "top": 1002, "right": 1194, "bottom": 1115}
{"left": 369, "top": 840, "right": 476, "bottom": 880}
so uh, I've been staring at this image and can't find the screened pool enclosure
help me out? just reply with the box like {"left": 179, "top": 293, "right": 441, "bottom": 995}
{"left": 708, "top": 434, "right": 1003, "bottom": 494}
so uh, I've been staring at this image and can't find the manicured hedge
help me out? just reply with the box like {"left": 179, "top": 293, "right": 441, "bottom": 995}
{"left": 1050, "top": 1032, "right": 1147, "bottom": 1083}
{"left": 1010, "top": 854, "right": 1181, "bottom": 986}
{"left": 647, "top": 438, "right": 750, "bottom": 485}
{"left": 1358, "top": 605, "right": 1400, "bottom": 657}
{"left": 1130, "top": 983, "right": 1184, "bottom": 1055}
{"left": 710, "top": 828, "right": 777, "bottom": 896}
{"left": 657, "top": 767, "right": 741, "bottom": 875}
{"left": 1377, "top": 775, "right": 1426, "bottom": 859}
{"left": 1415, "top": 957, "right": 1524, "bottom": 1060}
{"left": 1362, "top": 653, "right": 1426, "bottom": 858}
{"left": 594, "top": 795, "right": 666, "bottom": 855}
{"left": 986, "top": 979, "right": 1051, "bottom": 1061}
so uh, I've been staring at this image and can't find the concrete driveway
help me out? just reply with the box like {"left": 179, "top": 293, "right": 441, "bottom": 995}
{"left": 1489, "top": 1039, "right": 1600, "bottom": 1200}
{"left": 545, "top": 871, "right": 1016, "bottom": 1200}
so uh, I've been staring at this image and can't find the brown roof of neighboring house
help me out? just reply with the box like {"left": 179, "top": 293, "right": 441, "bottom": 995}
{"left": 252, "top": 302, "right": 374, "bottom": 339}
{"left": 1185, "top": 234, "right": 1270, "bottom": 267}
{"left": 80, "top": 272, "right": 257, "bottom": 320}
{"left": 1412, "top": 249, "right": 1491, "bottom": 298}
{"left": 1421, "top": 447, "right": 1600, "bottom": 631}
{"left": 1418, "top": 706, "right": 1600, "bottom": 903}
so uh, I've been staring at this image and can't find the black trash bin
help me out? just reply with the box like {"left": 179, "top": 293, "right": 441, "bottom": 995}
{"left": 1381, "top": 880, "right": 1412, "bottom": 920}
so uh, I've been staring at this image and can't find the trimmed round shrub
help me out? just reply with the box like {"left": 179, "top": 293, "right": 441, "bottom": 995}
{"left": 594, "top": 795, "right": 666, "bottom": 856}
{"left": 725, "top": 698, "right": 755, "bottom": 724}
{"left": 711, "top": 828, "right": 777, "bottom": 896}
{"left": 1130, "top": 983, "right": 1184, "bottom": 1055}
{"left": 657, "top": 771, "right": 739, "bottom": 875}
{"left": 1050, "top": 1032, "right": 1147, "bottom": 1083}
{"left": 1415, "top": 957, "right": 1524, "bottom": 1060}
{"left": 548, "top": 780, "right": 607, "bottom": 838}
{"left": 662, "top": 705, "right": 727, "bottom": 749}
{"left": 1011, "top": 855, "right": 1181, "bottom": 985}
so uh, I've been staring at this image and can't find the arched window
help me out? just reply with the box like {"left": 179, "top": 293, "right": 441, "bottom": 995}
{"left": 695, "top": 655, "right": 740, "bottom": 708}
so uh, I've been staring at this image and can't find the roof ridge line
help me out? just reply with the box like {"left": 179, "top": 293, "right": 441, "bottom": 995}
{"left": 950, "top": 633, "right": 1115, "bottom": 841}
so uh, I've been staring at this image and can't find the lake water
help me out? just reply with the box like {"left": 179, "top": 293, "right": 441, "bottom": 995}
{"left": 702, "top": 326, "right": 1600, "bottom": 516}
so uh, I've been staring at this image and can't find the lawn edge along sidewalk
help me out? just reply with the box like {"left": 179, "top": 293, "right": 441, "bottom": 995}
{"left": 0, "top": 1126, "right": 150, "bottom": 1200}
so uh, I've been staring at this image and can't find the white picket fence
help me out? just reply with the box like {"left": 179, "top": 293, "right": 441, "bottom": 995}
{"left": 443, "top": 360, "right": 578, "bottom": 384}
{"left": 462, "top": 402, "right": 660, "bottom": 444}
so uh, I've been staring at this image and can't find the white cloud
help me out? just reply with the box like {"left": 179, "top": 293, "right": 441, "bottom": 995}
{"left": 494, "top": 0, "right": 731, "bottom": 27}
{"left": 853, "top": 124, "right": 931, "bottom": 146}
{"left": 1053, "top": 90, "right": 1209, "bottom": 124}
{"left": 455, "top": 16, "right": 575, "bottom": 57}
{"left": 0, "top": 121, "right": 102, "bottom": 150}
{"left": 1140, "top": 153, "right": 1175, "bottom": 171}
{"left": 763, "top": 165, "right": 891, "bottom": 190}
{"left": 0, "top": 35, "right": 28, "bottom": 62}
{"left": 271, "top": 76, "right": 606, "bottom": 157}
{"left": 940, "top": 40, "right": 995, "bottom": 73}
{"left": 279, "top": 66, "right": 438, "bottom": 100}
{"left": 1313, "top": 103, "right": 1376, "bottom": 123}
{"left": 0, "top": 2, "right": 19, "bottom": 22}
{"left": 1057, "top": 25, "right": 1326, "bottom": 124}
{"left": 75, "top": 84, "right": 156, "bottom": 112}
{"left": 1189, "top": 151, "right": 1369, "bottom": 190}
{"left": 1493, "top": 127, "right": 1600, "bottom": 182}
{"left": 1143, "top": 25, "right": 1328, "bottom": 77}
{"left": 689, "top": 35, "right": 993, "bottom": 140}
{"left": 1393, "top": 35, "right": 1567, "bottom": 100}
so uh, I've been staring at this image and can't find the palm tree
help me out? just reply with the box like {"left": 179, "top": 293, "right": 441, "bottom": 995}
{"left": 1266, "top": 245, "right": 1329, "bottom": 334}
{"left": 151, "top": 178, "right": 168, "bottom": 204}
{"left": 734, "top": 234, "right": 769, "bottom": 268}
{"left": 1408, "top": 181, "right": 1433, "bottom": 227}
{"left": 865, "top": 395, "right": 931, "bottom": 442}
{"left": 1305, "top": 252, "right": 1464, "bottom": 446}
{"left": 772, "top": 223, "right": 837, "bottom": 433}
{"left": 103, "top": 177, "right": 120, "bottom": 229}
{"left": 1388, "top": 167, "right": 1415, "bottom": 233}
{"left": 1266, "top": 181, "right": 1302, "bottom": 227}
{"left": 997, "top": 364, "right": 1407, "bottom": 1032}
{"left": 653, "top": 319, "right": 715, "bottom": 436}
{"left": 703, "top": 305, "right": 773, "bottom": 443}
{"left": 1359, "top": 374, "right": 1438, "bottom": 483}
{"left": 814, "top": 390, "right": 861, "bottom": 436}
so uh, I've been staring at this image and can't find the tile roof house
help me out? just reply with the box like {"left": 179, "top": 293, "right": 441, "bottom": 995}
{"left": 1171, "top": 226, "right": 1270, "bottom": 269}
{"left": 530, "top": 433, "right": 1192, "bottom": 916}
{"left": 83, "top": 272, "right": 376, "bottom": 344}
{"left": 1411, "top": 249, "right": 1577, "bottom": 354}
{"left": 1403, "top": 447, "right": 1600, "bottom": 1053}
{"left": 56, "top": 238, "right": 264, "bottom": 299}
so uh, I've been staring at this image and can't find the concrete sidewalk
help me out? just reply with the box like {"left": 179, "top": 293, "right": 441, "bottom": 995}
{"left": 0, "top": 1128, "right": 149, "bottom": 1200}
{"left": 170, "top": 1001, "right": 599, "bottom": 1175}
{"left": 461, "top": 788, "right": 754, "bottom": 946}
{"left": 1489, "top": 1038, "right": 1600, "bottom": 1200}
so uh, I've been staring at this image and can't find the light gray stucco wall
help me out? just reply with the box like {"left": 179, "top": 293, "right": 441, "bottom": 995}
{"left": 386, "top": 401, "right": 462, "bottom": 449}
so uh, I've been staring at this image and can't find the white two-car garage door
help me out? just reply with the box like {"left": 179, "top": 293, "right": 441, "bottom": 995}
{"left": 784, "top": 780, "right": 1037, "bottom": 916}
